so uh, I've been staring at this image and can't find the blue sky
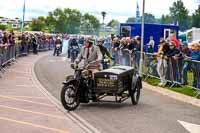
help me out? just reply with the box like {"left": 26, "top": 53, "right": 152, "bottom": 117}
{"left": 0, "top": 0, "right": 199, "bottom": 23}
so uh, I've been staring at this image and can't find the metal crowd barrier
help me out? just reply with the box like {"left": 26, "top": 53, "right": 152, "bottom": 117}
{"left": 115, "top": 50, "right": 200, "bottom": 97}
{"left": 0, "top": 40, "right": 53, "bottom": 78}
{"left": 0, "top": 44, "right": 16, "bottom": 66}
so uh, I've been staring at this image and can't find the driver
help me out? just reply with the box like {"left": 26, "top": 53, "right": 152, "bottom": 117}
{"left": 75, "top": 38, "right": 103, "bottom": 73}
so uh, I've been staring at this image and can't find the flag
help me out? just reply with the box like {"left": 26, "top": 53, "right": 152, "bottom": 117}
{"left": 136, "top": 2, "right": 140, "bottom": 23}
{"left": 20, "top": 0, "right": 26, "bottom": 32}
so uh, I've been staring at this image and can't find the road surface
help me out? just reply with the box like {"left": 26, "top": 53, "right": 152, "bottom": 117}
{"left": 35, "top": 54, "right": 200, "bottom": 133}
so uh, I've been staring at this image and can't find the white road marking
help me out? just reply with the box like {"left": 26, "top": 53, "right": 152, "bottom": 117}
{"left": 16, "top": 85, "right": 34, "bottom": 87}
{"left": 16, "top": 76, "right": 30, "bottom": 79}
{"left": 49, "top": 57, "right": 67, "bottom": 63}
{"left": 7, "top": 69, "right": 30, "bottom": 74}
{"left": 178, "top": 120, "right": 200, "bottom": 133}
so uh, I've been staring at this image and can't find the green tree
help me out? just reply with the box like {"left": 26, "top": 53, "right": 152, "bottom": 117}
{"left": 169, "top": 0, "right": 190, "bottom": 31}
{"left": 30, "top": 16, "right": 46, "bottom": 31}
{"left": 46, "top": 8, "right": 81, "bottom": 34}
{"left": 161, "top": 14, "right": 173, "bottom": 24}
{"left": 81, "top": 13, "right": 100, "bottom": 35}
{"left": 126, "top": 17, "right": 136, "bottom": 23}
{"left": 192, "top": 5, "right": 200, "bottom": 28}
{"left": 144, "top": 13, "right": 156, "bottom": 23}
{"left": 126, "top": 13, "right": 156, "bottom": 23}
{"left": 107, "top": 19, "right": 119, "bottom": 28}
{"left": 0, "top": 24, "right": 6, "bottom": 31}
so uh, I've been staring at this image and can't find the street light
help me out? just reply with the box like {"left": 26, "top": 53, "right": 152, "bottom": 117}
{"left": 139, "top": 0, "right": 145, "bottom": 77}
{"left": 101, "top": 11, "right": 106, "bottom": 32}
{"left": 20, "top": 0, "right": 26, "bottom": 32}
{"left": 101, "top": 11, "right": 106, "bottom": 24}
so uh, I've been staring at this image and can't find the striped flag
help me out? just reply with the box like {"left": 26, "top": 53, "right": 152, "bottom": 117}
{"left": 20, "top": 0, "right": 26, "bottom": 32}
{"left": 136, "top": 2, "right": 140, "bottom": 23}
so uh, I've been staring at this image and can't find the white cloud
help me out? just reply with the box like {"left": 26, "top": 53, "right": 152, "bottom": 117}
{"left": 0, "top": 0, "right": 199, "bottom": 22}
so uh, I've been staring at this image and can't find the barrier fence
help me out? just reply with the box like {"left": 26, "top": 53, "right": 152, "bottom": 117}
{"left": 114, "top": 51, "right": 200, "bottom": 97}
{"left": 0, "top": 41, "right": 54, "bottom": 77}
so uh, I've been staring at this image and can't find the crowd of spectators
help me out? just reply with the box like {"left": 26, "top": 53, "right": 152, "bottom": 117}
{"left": 98, "top": 35, "right": 200, "bottom": 89}
{"left": 0, "top": 30, "right": 57, "bottom": 56}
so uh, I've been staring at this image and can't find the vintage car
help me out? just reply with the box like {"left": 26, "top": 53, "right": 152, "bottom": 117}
{"left": 61, "top": 65, "right": 142, "bottom": 111}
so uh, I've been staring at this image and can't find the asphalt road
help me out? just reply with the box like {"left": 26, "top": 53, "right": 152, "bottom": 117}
{"left": 35, "top": 54, "right": 200, "bottom": 133}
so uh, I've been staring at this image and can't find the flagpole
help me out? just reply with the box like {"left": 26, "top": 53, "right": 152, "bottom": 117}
{"left": 20, "top": 0, "right": 25, "bottom": 33}
{"left": 136, "top": 1, "right": 140, "bottom": 23}
{"left": 139, "top": 0, "right": 145, "bottom": 77}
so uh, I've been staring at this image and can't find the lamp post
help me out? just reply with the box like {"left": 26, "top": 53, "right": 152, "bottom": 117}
{"left": 139, "top": 0, "right": 145, "bottom": 77}
{"left": 101, "top": 11, "right": 106, "bottom": 32}
{"left": 20, "top": 0, "right": 25, "bottom": 33}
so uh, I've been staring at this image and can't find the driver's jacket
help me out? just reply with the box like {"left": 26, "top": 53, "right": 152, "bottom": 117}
{"left": 76, "top": 45, "right": 103, "bottom": 69}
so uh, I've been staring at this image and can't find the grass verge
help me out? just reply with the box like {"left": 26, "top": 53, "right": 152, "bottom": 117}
{"left": 144, "top": 77, "right": 200, "bottom": 99}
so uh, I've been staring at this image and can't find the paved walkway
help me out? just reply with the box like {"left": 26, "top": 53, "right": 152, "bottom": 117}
{"left": 0, "top": 52, "right": 86, "bottom": 133}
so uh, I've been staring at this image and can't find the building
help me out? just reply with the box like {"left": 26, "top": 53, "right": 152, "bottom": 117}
{"left": 179, "top": 27, "right": 200, "bottom": 45}
{"left": 0, "top": 17, "right": 22, "bottom": 29}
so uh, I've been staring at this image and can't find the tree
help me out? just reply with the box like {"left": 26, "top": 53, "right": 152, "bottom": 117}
{"left": 81, "top": 13, "right": 100, "bottom": 35}
{"left": 161, "top": 14, "right": 173, "bottom": 24}
{"left": 30, "top": 16, "right": 46, "bottom": 31}
{"left": 126, "top": 17, "right": 136, "bottom": 23}
{"left": 169, "top": 0, "right": 190, "bottom": 31}
{"left": 192, "top": 5, "right": 200, "bottom": 28}
{"left": 46, "top": 8, "right": 81, "bottom": 33}
{"left": 107, "top": 19, "right": 119, "bottom": 28}
{"left": 0, "top": 24, "right": 6, "bottom": 31}
{"left": 126, "top": 13, "right": 156, "bottom": 23}
{"left": 144, "top": 13, "right": 156, "bottom": 23}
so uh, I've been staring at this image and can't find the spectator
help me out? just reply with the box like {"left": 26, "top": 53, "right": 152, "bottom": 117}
{"left": 180, "top": 41, "right": 191, "bottom": 85}
{"left": 134, "top": 36, "right": 141, "bottom": 68}
{"left": 186, "top": 43, "right": 200, "bottom": 88}
{"left": 32, "top": 35, "right": 38, "bottom": 55}
{"left": 147, "top": 36, "right": 155, "bottom": 53}
{"left": 103, "top": 38, "right": 111, "bottom": 53}
{"left": 168, "top": 32, "right": 180, "bottom": 49}
{"left": 120, "top": 37, "right": 130, "bottom": 66}
{"left": 112, "top": 37, "right": 120, "bottom": 65}
{"left": 0, "top": 30, "right": 3, "bottom": 44}
{"left": 167, "top": 41, "right": 182, "bottom": 85}
{"left": 128, "top": 37, "right": 137, "bottom": 67}
{"left": 157, "top": 40, "right": 169, "bottom": 86}
{"left": 2, "top": 32, "right": 8, "bottom": 44}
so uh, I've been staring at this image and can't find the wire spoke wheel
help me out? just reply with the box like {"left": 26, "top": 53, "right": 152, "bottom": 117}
{"left": 61, "top": 84, "right": 80, "bottom": 111}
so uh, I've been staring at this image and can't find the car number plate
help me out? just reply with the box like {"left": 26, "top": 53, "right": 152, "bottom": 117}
{"left": 96, "top": 78, "right": 116, "bottom": 88}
